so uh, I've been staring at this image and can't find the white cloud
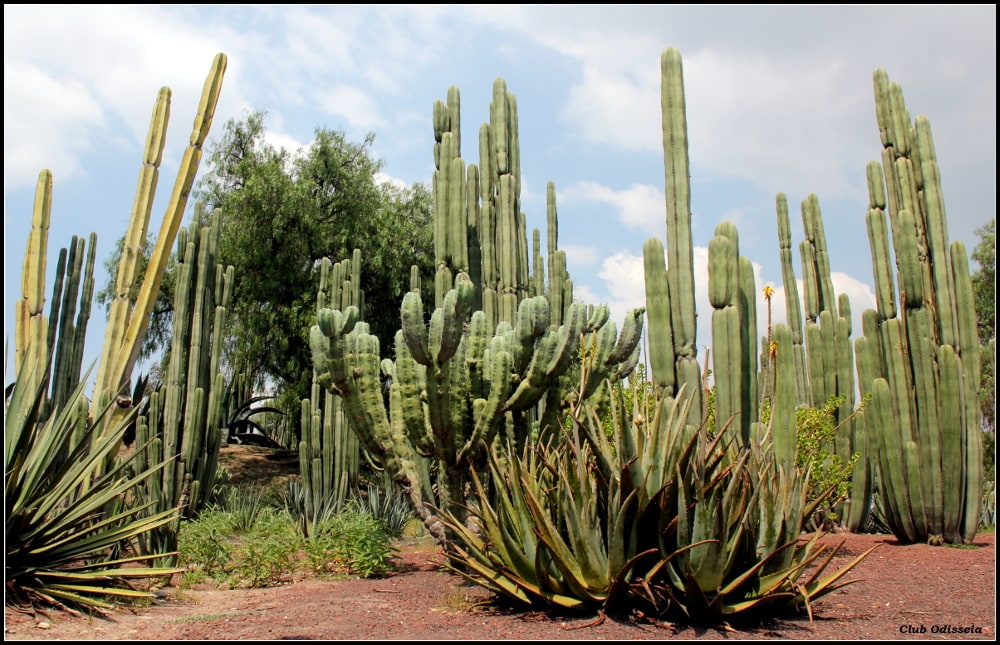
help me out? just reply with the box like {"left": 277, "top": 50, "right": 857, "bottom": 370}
{"left": 3, "top": 61, "right": 104, "bottom": 188}
{"left": 3, "top": 6, "right": 242, "bottom": 189}
{"left": 560, "top": 180, "right": 664, "bottom": 235}
{"left": 561, "top": 244, "right": 598, "bottom": 267}
{"left": 317, "top": 85, "right": 383, "bottom": 131}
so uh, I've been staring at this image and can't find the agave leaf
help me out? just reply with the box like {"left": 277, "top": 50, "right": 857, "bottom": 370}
{"left": 38, "top": 587, "right": 115, "bottom": 610}
{"left": 798, "top": 541, "right": 879, "bottom": 596}
{"left": 442, "top": 543, "right": 586, "bottom": 610}
{"left": 45, "top": 584, "right": 162, "bottom": 600}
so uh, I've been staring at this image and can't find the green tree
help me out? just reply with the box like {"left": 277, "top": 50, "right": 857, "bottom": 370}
{"left": 972, "top": 219, "right": 996, "bottom": 344}
{"left": 195, "top": 111, "right": 434, "bottom": 423}
{"left": 971, "top": 218, "right": 995, "bottom": 498}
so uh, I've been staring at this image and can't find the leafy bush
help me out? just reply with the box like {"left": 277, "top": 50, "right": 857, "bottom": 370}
{"left": 176, "top": 510, "right": 232, "bottom": 585}
{"left": 306, "top": 511, "right": 399, "bottom": 578}
{"left": 178, "top": 492, "right": 399, "bottom": 587}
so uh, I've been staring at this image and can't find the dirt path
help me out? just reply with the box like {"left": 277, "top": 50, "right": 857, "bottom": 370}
{"left": 5, "top": 532, "right": 995, "bottom": 641}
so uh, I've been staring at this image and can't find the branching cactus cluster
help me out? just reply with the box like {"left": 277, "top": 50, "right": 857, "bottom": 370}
{"left": 311, "top": 79, "right": 643, "bottom": 547}
{"left": 310, "top": 271, "right": 643, "bottom": 545}
{"left": 854, "top": 69, "right": 983, "bottom": 544}
{"left": 298, "top": 252, "right": 365, "bottom": 531}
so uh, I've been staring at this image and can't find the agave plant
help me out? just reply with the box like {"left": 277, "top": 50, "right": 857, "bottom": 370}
{"left": 5, "top": 357, "right": 183, "bottom": 614}
{"left": 435, "top": 356, "right": 703, "bottom": 616}
{"left": 438, "top": 357, "right": 877, "bottom": 626}
{"left": 630, "top": 422, "right": 875, "bottom": 624}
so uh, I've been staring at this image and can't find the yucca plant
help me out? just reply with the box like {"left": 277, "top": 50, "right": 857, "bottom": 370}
{"left": 348, "top": 482, "right": 415, "bottom": 537}
{"left": 5, "top": 356, "right": 184, "bottom": 614}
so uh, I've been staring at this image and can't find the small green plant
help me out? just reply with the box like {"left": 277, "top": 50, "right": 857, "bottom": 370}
{"left": 757, "top": 393, "right": 863, "bottom": 527}
{"left": 232, "top": 509, "right": 300, "bottom": 587}
{"left": 283, "top": 477, "right": 350, "bottom": 538}
{"left": 225, "top": 486, "right": 269, "bottom": 534}
{"left": 177, "top": 488, "right": 400, "bottom": 588}
{"left": 178, "top": 505, "right": 298, "bottom": 588}
{"left": 306, "top": 511, "right": 399, "bottom": 578}
{"left": 177, "top": 509, "right": 234, "bottom": 584}
{"left": 980, "top": 476, "right": 996, "bottom": 531}
{"left": 795, "top": 395, "right": 863, "bottom": 527}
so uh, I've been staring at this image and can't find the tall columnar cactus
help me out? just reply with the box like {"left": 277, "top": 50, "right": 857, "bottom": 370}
{"left": 299, "top": 253, "right": 366, "bottom": 530}
{"left": 95, "top": 53, "right": 227, "bottom": 430}
{"left": 776, "top": 193, "right": 869, "bottom": 531}
{"left": 15, "top": 171, "right": 53, "bottom": 389}
{"left": 645, "top": 47, "right": 703, "bottom": 429}
{"left": 708, "top": 227, "right": 742, "bottom": 441}
{"left": 14, "top": 175, "right": 98, "bottom": 432}
{"left": 47, "top": 234, "right": 97, "bottom": 417}
{"left": 708, "top": 221, "right": 758, "bottom": 445}
{"left": 774, "top": 194, "right": 811, "bottom": 405}
{"left": 855, "top": 68, "right": 983, "bottom": 544}
{"left": 133, "top": 209, "right": 233, "bottom": 563}
{"left": 431, "top": 82, "right": 574, "bottom": 334}
{"left": 15, "top": 168, "right": 100, "bottom": 434}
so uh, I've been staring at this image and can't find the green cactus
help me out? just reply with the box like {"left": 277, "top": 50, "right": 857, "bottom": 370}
{"left": 296, "top": 253, "right": 366, "bottom": 535}
{"left": 771, "top": 192, "right": 869, "bottom": 531}
{"left": 859, "top": 68, "right": 982, "bottom": 544}
{"left": 133, "top": 209, "right": 233, "bottom": 564}
{"left": 649, "top": 47, "right": 703, "bottom": 429}
{"left": 307, "top": 76, "right": 646, "bottom": 552}
{"left": 95, "top": 53, "right": 227, "bottom": 430}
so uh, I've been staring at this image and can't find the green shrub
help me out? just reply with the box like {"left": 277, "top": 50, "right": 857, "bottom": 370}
{"left": 177, "top": 509, "right": 234, "bottom": 584}
{"left": 309, "top": 511, "right": 399, "bottom": 578}
{"left": 177, "top": 493, "right": 399, "bottom": 587}
{"left": 232, "top": 509, "right": 300, "bottom": 587}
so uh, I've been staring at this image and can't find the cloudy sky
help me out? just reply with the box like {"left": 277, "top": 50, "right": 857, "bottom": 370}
{"left": 4, "top": 5, "right": 996, "bottom": 385}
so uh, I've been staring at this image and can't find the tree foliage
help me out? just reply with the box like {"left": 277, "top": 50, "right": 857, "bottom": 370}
{"left": 971, "top": 218, "right": 995, "bottom": 346}
{"left": 95, "top": 233, "right": 176, "bottom": 369}
{"left": 195, "top": 111, "right": 434, "bottom": 418}
{"left": 971, "top": 218, "right": 995, "bottom": 441}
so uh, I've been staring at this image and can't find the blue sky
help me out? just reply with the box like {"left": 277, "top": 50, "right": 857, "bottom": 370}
{"left": 4, "top": 5, "right": 996, "bottom": 388}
